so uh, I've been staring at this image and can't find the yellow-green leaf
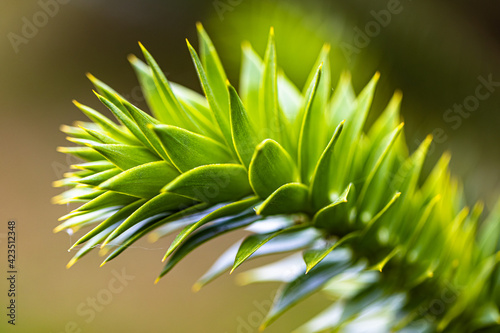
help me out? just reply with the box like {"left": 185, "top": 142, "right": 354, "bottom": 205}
{"left": 249, "top": 139, "right": 299, "bottom": 198}
{"left": 99, "top": 161, "right": 179, "bottom": 199}
{"left": 228, "top": 83, "right": 258, "bottom": 169}
{"left": 152, "top": 124, "right": 233, "bottom": 173}
{"left": 162, "top": 164, "right": 252, "bottom": 204}
{"left": 256, "top": 183, "right": 310, "bottom": 216}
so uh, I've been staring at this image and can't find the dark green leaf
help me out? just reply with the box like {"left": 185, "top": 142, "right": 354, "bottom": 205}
{"left": 164, "top": 196, "right": 259, "bottom": 260}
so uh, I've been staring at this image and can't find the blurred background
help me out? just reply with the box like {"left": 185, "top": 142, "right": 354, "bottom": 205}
{"left": 0, "top": 0, "right": 499, "bottom": 331}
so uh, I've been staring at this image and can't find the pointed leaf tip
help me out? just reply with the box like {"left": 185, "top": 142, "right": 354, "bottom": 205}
{"left": 53, "top": 225, "right": 64, "bottom": 233}
{"left": 127, "top": 54, "right": 137, "bottom": 63}
{"left": 241, "top": 40, "right": 251, "bottom": 49}
{"left": 66, "top": 258, "right": 77, "bottom": 269}
{"left": 192, "top": 283, "right": 202, "bottom": 293}
{"left": 86, "top": 72, "right": 96, "bottom": 81}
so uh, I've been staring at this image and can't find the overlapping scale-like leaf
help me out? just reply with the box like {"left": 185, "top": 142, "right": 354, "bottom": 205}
{"left": 249, "top": 139, "right": 299, "bottom": 198}
{"left": 152, "top": 124, "right": 233, "bottom": 172}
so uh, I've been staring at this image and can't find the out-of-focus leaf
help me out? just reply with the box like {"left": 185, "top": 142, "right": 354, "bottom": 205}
{"left": 238, "top": 253, "right": 307, "bottom": 286}
{"left": 239, "top": 41, "right": 262, "bottom": 129}
{"left": 438, "top": 255, "right": 499, "bottom": 331}
{"left": 330, "top": 73, "right": 379, "bottom": 194}
{"left": 260, "top": 256, "right": 350, "bottom": 330}
{"left": 51, "top": 187, "right": 100, "bottom": 205}
{"left": 61, "top": 124, "right": 95, "bottom": 141}
{"left": 277, "top": 69, "right": 302, "bottom": 125}
{"left": 194, "top": 227, "right": 320, "bottom": 290}
{"left": 328, "top": 72, "right": 355, "bottom": 136}
{"left": 53, "top": 207, "right": 118, "bottom": 233}
{"left": 477, "top": 199, "right": 500, "bottom": 256}
{"left": 357, "top": 122, "right": 404, "bottom": 205}
{"left": 470, "top": 302, "right": 500, "bottom": 331}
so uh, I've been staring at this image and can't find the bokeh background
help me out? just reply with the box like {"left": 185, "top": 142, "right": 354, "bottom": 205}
{"left": 1, "top": 0, "right": 499, "bottom": 332}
